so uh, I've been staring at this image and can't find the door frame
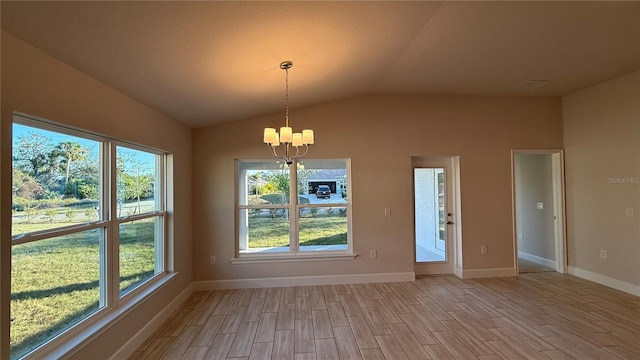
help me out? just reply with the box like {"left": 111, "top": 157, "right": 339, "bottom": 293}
{"left": 412, "top": 156, "right": 462, "bottom": 276}
{"left": 511, "top": 149, "right": 567, "bottom": 274}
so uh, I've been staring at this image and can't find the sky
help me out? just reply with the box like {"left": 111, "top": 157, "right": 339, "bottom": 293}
{"left": 12, "top": 123, "right": 156, "bottom": 172}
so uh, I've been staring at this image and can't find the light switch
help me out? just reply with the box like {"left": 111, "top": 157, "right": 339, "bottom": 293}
{"left": 537, "top": 202, "right": 544, "bottom": 210}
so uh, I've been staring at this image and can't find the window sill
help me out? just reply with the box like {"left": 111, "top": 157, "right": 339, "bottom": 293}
{"left": 231, "top": 253, "right": 357, "bottom": 264}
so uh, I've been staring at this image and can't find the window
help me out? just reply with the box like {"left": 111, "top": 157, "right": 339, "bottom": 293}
{"left": 11, "top": 115, "right": 168, "bottom": 359}
{"left": 116, "top": 146, "right": 165, "bottom": 296}
{"left": 236, "top": 159, "right": 351, "bottom": 258}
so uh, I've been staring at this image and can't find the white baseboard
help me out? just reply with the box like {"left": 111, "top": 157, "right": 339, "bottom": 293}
{"left": 460, "top": 267, "right": 517, "bottom": 279}
{"left": 568, "top": 266, "right": 640, "bottom": 297}
{"left": 518, "top": 251, "right": 556, "bottom": 269}
{"left": 193, "top": 272, "right": 416, "bottom": 290}
{"left": 110, "top": 283, "right": 194, "bottom": 360}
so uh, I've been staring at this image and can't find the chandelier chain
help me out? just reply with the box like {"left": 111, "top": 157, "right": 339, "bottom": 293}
{"left": 284, "top": 67, "right": 289, "bottom": 127}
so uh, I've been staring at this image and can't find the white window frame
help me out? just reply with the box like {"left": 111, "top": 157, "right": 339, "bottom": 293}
{"left": 10, "top": 113, "right": 171, "bottom": 360}
{"left": 114, "top": 142, "right": 167, "bottom": 299}
{"left": 234, "top": 159, "right": 355, "bottom": 263}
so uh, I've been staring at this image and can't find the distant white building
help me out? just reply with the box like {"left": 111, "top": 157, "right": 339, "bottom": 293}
{"left": 306, "top": 169, "right": 347, "bottom": 195}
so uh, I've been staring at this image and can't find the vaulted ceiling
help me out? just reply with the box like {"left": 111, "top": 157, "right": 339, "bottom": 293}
{"left": 2, "top": 1, "right": 639, "bottom": 128}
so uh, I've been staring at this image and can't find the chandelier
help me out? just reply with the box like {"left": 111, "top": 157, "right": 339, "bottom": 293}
{"left": 263, "top": 61, "right": 314, "bottom": 165}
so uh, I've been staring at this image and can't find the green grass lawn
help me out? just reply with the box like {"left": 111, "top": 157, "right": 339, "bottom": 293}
{"left": 248, "top": 212, "right": 347, "bottom": 248}
{"left": 11, "top": 218, "right": 88, "bottom": 235}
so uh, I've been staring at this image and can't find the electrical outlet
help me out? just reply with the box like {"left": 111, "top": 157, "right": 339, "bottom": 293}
{"left": 599, "top": 250, "right": 607, "bottom": 259}
{"left": 210, "top": 255, "right": 216, "bottom": 264}
{"left": 626, "top": 208, "right": 634, "bottom": 217}
{"left": 480, "top": 245, "right": 487, "bottom": 254}
{"left": 370, "top": 249, "right": 377, "bottom": 258}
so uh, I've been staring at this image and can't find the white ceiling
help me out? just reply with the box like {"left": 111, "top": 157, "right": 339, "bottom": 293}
{"left": 2, "top": 1, "right": 639, "bottom": 128}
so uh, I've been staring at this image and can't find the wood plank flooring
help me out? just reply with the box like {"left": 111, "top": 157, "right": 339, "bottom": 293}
{"left": 129, "top": 273, "right": 640, "bottom": 359}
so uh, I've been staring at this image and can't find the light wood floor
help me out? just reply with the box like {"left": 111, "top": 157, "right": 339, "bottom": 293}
{"left": 129, "top": 273, "right": 640, "bottom": 360}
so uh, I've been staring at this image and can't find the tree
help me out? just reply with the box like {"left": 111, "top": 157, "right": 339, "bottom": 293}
{"left": 122, "top": 173, "right": 153, "bottom": 206}
{"left": 269, "top": 173, "right": 290, "bottom": 198}
{"left": 13, "top": 132, "right": 53, "bottom": 180}
{"left": 57, "top": 141, "right": 88, "bottom": 187}
{"left": 117, "top": 154, "right": 154, "bottom": 215}
{"left": 12, "top": 169, "right": 43, "bottom": 200}
{"left": 296, "top": 169, "right": 317, "bottom": 195}
{"left": 65, "top": 151, "right": 100, "bottom": 199}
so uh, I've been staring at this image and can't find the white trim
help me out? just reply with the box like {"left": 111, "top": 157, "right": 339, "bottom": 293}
{"left": 411, "top": 156, "right": 461, "bottom": 277}
{"left": 518, "top": 251, "right": 556, "bottom": 269}
{"left": 568, "top": 266, "right": 640, "bottom": 297}
{"left": 109, "top": 281, "right": 194, "bottom": 360}
{"left": 511, "top": 149, "right": 568, "bottom": 276}
{"left": 551, "top": 152, "right": 567, "bottom": 273}
{"left": 192, "top": 272, "right": 416, "bottom": 291}
{"left": 235, "top": 158, "right": 353, "bottom": 257}
{"left": 11, "top": 220, "right": 109, "bottom": 244}
{"left": 452, "top": 157, "right": 463, "bottom": 277}
{"left": 231, "top": 253, "right": 357, "bottom": 264}
{"left": 460, "top": 268, "right": 517, "bottom": 279}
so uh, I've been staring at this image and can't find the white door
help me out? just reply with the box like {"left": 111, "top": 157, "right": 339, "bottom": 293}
{"left": 413, "top": 157, "right": 457, "bottom": 275}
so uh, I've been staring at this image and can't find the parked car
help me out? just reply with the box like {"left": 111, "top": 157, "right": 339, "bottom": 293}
{"left": 316, "top": 185, "right": 331, "bottom": 199}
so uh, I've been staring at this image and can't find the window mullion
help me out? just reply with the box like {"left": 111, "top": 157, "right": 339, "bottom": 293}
{"left": 155, "top": 155, "right": 165, "bottom": 274}
{"left": 107, "top": 142, "right": 119, "bottom": 307}
{"left": 289, "top": 162, "right": 299, "bottom": 254}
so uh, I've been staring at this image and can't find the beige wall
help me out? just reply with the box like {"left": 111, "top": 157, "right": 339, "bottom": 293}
{"left": 515, "top": 154, "right": 555, "bottom": 261}
{"left": 563, "top": 70, "right": 640, "bottom": 286}
{"left": 193, "top": 94, "right": 563, "bottom": 281}
{"left": 0, "top": 32, "right": 193, "bottom": 358}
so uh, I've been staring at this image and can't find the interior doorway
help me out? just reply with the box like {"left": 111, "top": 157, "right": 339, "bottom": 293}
{"left": 412, "top": 156, "right": 461, "bottom": 275}
{"left": 512, "top": 150, "right": 567, "bottom": 274}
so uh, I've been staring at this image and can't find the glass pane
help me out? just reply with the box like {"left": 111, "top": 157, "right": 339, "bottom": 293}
{"left": 297, "top": 160, "right": 348, "bottom": 204}
{"left": 119, "top": 217, "right": 163, "bottom": 296}
{"left": 238, "top": 160, "right": 290, "bottom": 206}
{"left": 12, "top": 124, "right": 101, "bottom": 236}
{"left": 11, "top": 229, "right": 104, "bottom": 359}
{"left": 436, "top": 170, "right": 446, "bottom": 251}
{"left": 414, "top": 168, "right": 446, "bottom": 262}
{"left": 116, "top": 146, "right": 159, "bottom": 217}
{"left": 299, "top": 206, "right": 348, "bottom": 251}
{"left": 238, "top": 208, "right": 290, "bottom": 253}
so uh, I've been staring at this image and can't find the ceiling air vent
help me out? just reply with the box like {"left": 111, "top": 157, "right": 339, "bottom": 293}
{"left": 511, "top": 80, "right": 549, "bottom": 92}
